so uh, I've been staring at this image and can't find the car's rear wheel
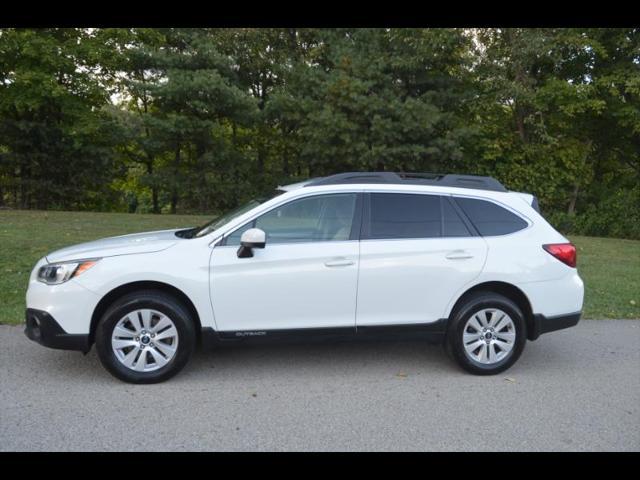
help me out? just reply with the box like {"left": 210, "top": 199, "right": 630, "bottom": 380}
{"left": 445, "top": 292, "right": 526, "bottom": 375}
{"left": 95, "top": 290, "right": 196, "bottom": 384}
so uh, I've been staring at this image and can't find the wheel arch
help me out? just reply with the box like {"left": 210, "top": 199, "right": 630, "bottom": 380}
{"left": 447, "top": 281, "right": 536, "bottom": 340}
{"left": 89, "top": 281, "right": 202, "bottom": 346}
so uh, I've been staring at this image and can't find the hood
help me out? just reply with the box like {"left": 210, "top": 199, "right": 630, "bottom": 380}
{"left": 46, "top": 229, "right": 184, "bottom": 263}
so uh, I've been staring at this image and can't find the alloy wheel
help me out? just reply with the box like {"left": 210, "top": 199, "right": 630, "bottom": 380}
{"left": 111, "top": 309, "right": 179, "bottom": 372}
{"left": 462, "top": 308, "right": 516, "bottom": 365}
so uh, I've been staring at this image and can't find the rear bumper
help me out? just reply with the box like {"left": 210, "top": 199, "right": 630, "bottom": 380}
{"left": 24, "top": 309, "right": 90, "bottom": 352}
{"left": 529, "top": 311, "right": 581, "bottom": 340}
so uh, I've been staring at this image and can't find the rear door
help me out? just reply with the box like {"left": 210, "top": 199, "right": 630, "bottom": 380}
{"left": 355, "top": 192, "right": 488, "bottom": 326}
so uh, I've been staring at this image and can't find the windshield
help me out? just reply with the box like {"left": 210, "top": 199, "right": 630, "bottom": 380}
{"left": 185, "top": 190, "right": 284, "bottom": 239}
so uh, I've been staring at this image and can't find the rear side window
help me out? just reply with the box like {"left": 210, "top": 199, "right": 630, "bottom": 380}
{"left": 366, "top": 193, "right": 441, "bottom": 239}
{"left": 455, "top": 197, "right": 528, "bottom": 236}
{"left": 442, "top": 198, "right": 472, "bottom": 237}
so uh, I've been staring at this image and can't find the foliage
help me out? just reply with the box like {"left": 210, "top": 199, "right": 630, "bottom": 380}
{"left": 0, "top": 28, "right": 122, "bottom": 210}
{"left": 0, "top": 28, "right": 638, "bottom": 238}
{"left": 548, "top": 185, "right": 640, "bottom": 239}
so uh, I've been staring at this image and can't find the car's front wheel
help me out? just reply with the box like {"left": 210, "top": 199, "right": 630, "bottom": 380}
{"left": 95, "top": 290, "right": 196, "bottom": 383}
{"left": 445, "top": 292, "right": 526, "bottom": 375}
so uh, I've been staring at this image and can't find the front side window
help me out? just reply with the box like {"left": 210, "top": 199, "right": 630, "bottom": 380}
{"left": 226, "top": 193, "right": 358, "bottom": 245}
{"left": 454, "top": 197, "right": 528, "bottom": 236}
{"left": 365, "top": 193, "right": 441, "bottom": 239}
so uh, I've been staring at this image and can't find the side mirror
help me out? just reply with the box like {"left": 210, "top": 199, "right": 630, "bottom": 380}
{"left": 237, "top": 228, "right": 266, "bottom": 258}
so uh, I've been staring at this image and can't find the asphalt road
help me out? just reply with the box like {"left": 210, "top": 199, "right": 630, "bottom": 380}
{"left": 1, "top": 320, "right": 638, "bottom": 451}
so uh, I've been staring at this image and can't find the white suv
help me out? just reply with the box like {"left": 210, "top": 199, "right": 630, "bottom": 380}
{"left": 25, "top": 172, "right": 584, "bottom": 383}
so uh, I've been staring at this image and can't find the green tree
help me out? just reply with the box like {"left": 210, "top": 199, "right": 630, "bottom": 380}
{"left": 469, "top": 29, "right": 606, "bottom": 211}
{"left": 0, "top": 27, "right": 637, "bottom": 239}
{"left": 264, "top": 28, "right": 474, "bottom": 177}
{"left": 123, "top": 28, "right": 257, "bottom": 213}
{"left": 0, "top": 28, "right": 120, "bottom": 210}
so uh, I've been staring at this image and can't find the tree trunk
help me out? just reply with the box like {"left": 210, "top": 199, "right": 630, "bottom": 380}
{"left": 515, "top": 107, "right": 527, "bottom": 143}
{"left": 283, "top": 147, "right": 290, "bottom": 178}
{"left": 232, "top": 123, "right": 240, "bottom": 206}
{"left": 171, "top": 144, "right": 181, "bottom": 214}
{"left": 20, "top": 162, "right": 30, "bottom": 209}
{"left": 146, "top": 158, "right": 159, "bottom": 214}
{"left": 13, "top": 168, "right": 18, "bottom": 206}
{"left": 141, "top": 90, "right": 160, "bottom": 214}
{"left": 152, "top": 188, "right": 159, "bottom": 214}
{"left": 567, "top": 184, "right": 580, "bottom": 215}
{"left": 196, "top": 141, "right": 207, "bottom": 213}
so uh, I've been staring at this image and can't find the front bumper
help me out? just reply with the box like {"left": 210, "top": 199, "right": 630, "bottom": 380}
{"left": 529, "top": 311, "right": 581, "bottom": 341}
{"left": 24, "top": 309, "right": 90, "bottom": 352}
{"left": 26, "top": 260, "right": 100, "bottom": 335}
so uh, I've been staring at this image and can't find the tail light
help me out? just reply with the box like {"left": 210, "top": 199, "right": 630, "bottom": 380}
{"left": 543, "top": 243, "right": 577, "bottom": 268}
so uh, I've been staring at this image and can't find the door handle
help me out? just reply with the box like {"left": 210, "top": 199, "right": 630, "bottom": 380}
{"left": 445, "top": 250, "right": 474, "bottom": 260}
{"left": 324, "top": 258, "right": 355, "bottom": 267}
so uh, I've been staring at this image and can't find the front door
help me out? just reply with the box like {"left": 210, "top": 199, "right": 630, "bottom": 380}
{"left": 210, "top": 192, "right": 362, "bottom": 333}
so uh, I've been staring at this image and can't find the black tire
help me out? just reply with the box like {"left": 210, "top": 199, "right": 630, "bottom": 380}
{"left": 445, "top": 292, "right": 526, "bottom": 375}
{"left": 95, "top": 290, "right": 196, "bottom": 384}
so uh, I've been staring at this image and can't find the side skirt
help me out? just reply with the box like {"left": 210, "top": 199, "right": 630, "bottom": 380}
{"left": 200, "top": 319, "right": 448, "bottom": 349}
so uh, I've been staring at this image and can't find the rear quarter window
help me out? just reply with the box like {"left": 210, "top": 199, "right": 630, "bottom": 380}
{"left": 454, "top": 197, "right": 528, "bottom": 236}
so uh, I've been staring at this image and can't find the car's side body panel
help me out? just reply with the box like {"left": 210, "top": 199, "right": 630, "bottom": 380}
{"left": 25, "top": 179, "right": 584, "bottom": 345}
{"left": 209, "top": 240, "right": 360, "bottom": 331}
{"left": 58, "top": 237, "right": 218, "bottom": 333}
{"left": 356, "top": 236, "right": 488, "bottom": 325}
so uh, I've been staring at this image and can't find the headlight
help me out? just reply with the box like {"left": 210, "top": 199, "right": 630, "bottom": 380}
{"left": 37, "top": 259, "right": 100, "bottom": 285}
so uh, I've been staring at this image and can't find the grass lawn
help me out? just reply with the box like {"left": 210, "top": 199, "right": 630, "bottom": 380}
{"left": 569, "top": 235, "right": 639, "bottom": 319}
{"left": 1, "top": 210, "right": 638, "bottom": 325}
{"left": 0, "top": 210, "right": 211, "bottom": 326}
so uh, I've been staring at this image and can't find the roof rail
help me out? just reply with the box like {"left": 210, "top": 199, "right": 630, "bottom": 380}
{"left": 305, "top": 172, "right": 507, "bottom": 192}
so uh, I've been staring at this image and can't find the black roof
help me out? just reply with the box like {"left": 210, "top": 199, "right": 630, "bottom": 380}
{"left": 305, "top": 172, "right": 508, "bottom": 192}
